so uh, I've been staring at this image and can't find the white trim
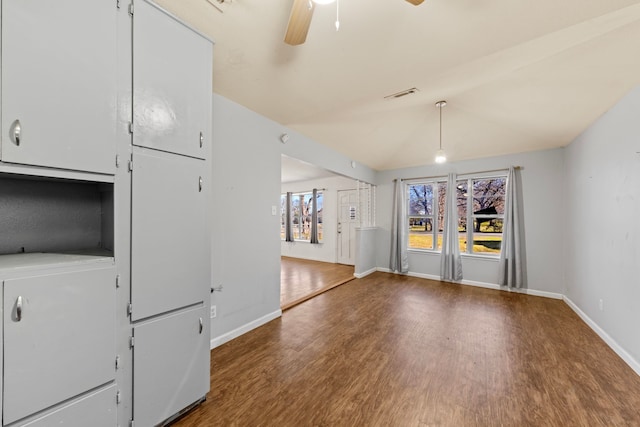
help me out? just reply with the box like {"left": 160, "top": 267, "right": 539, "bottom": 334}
{"left": 563, "top": 296, "right": 640, "bottom": 376}
{"left": 354, "top": 267, "right": 376, "bottom": 279}
{"left": 210, "top": 309, "right": 282, "bottom": 349}
{"left": 376, "top": 267, "right": 562, "bottom": 299}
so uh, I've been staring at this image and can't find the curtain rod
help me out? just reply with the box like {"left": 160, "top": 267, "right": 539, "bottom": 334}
{"left": 284, "top": 188, "right": 327, "bottom": 194}
{"left": 400, "top": 166, "right": 521, "bottom": 182}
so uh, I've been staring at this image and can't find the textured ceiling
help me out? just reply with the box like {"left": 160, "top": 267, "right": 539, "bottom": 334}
{"left": 155, "top": 0, "right": 640, "bottom": 171}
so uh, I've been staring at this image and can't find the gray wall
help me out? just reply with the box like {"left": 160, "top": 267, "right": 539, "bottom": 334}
{"left": 564, "top": 86, "right": 640, "bottom": 366}
{"left": 375, "top": 148, "right": 566, "bottom": 295}
{"left": 210, "top": 95, "right": 376, "bottom": 345}
{"left": 211, "top": 95, "right": 282, "bottom": 343}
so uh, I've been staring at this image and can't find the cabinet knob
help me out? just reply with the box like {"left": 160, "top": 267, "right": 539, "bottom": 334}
{"left": 199, "top": 317, "right": 203, "bottom": 334}
{"left": 16, "top": 296, "right": 23, "bottom": 322}
{"left": 199, "top": 131, "right": 204, "bottom": 148}
{"left": 199, "top": 176, "right": 203, "bottom": 192}
{"left": 11, "top": 120, "right": 21, "bottom": 146}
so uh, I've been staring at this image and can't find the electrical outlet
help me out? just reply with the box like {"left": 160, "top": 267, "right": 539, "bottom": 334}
{"left": 211, "top": 305, "right": 217, "bottom": 318}
{"left": 598, "top": 299, "right": 604, "bottom": 311}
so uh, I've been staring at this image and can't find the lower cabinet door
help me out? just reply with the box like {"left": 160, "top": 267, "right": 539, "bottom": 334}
{"left": 133, "top": 305, "right": 210, "bottom": 426}
{"left": 17, "top": 385, "right": 117, "bottom": 427}
{"left": 3, "top": 266, "right": 116, "bottom": 424}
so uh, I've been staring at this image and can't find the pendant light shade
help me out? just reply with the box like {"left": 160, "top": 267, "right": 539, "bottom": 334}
{"left": 435, "top": 100, "right": 447, "bottom": 164}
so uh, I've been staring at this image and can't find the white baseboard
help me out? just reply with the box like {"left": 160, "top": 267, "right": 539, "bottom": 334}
{"left": 210, "top": 309, "right": 282, "bottom": 350}
{"left": 563, "top": 296, "right": 640, "bottom": 376}
{"left": 376, "top": 268, "right": 562, "bottom": 299}
{"left": 354, "top": 267, "right": 377, "bottom": 279}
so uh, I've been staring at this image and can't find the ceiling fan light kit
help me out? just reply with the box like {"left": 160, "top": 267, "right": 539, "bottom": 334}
{"left": 285, "top": 0, "right": 423, "bottom": 46}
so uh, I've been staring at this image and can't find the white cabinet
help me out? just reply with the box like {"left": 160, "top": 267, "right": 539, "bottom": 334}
{"left": 133, "top": 0, "right": 212, "bottom": 160}
{"left": 131, "top": 148, "right": 209, "bottom": 321}
{"left": 17, "top": 385, "right": 117, "bottom": 427}
{"left": 133, "top": 306, "right": 209, "bottom": 426}
{"left": 2, "top": 263, "right": 116, "bottom": 425}
{"left": 0, "top": 0, "right": 118, "bottom": 174}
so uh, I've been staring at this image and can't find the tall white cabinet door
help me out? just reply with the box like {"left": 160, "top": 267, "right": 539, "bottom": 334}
{"left": 2, "top": 267, "right": 116, "bottom": 425}
{"left": 0, "top": 0, "right": 117, "bottom": 174}
{"left": 133, "top": 306, "right": 209, "bottom": 427}
{"left": 131, "top": 149, "right": 209, "bottom": 320}
{"left": 133, "top": 0, "right": 213, "bottom": 160}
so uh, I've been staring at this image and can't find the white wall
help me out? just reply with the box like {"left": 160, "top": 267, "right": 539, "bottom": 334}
{"left": 375, "top": 148, "right": 565, "bottom": 295}
{"left": 281, "top": 175, "right": 356, "bottom": 263}
{"left": 564, "top": 86, "right": 640, "bottom": 369}
{"left": 210, "top": 95, "right": 283, "bottom": 346}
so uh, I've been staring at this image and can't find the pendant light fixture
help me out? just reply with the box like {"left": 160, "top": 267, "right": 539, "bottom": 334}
{"left": 435, "top": 100, "right": 447, "bottom": 164}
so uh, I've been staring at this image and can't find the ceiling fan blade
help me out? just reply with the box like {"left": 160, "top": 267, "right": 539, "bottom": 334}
{"left": 405, "top": 0, "right": 425, "bottom": 5}
{"left": 284, "top": 0, "right": 315, "bottom": 46}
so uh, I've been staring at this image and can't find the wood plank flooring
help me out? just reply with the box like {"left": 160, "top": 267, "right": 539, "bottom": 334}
{"left": 280, "top": 256, "right": 354, "bottom": 310}
{"left": 175, "top": 272, "right": 640, "bottom": 427}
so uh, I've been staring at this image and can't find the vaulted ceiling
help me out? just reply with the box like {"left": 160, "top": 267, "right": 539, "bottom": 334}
{"left": 155, "top": 0, "right": 640, "bottom": 170}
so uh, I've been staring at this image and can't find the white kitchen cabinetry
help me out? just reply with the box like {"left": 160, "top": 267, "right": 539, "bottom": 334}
{"left": 131, "top": 148, "right": 209, "bottom": 321}
{"left": 0, "top": 0, "right": 118, "bottom": 174}
{"left": 1, "top": 257, "right": 116, "bottom": 426}
{"left": 133, "top": 0, "right": 212, "bottom": 160}
{"left": 133, "top": 305, "right": 209, "bottom": 426}
{"left": 0, "top": 1, "right": 212, "bottom": 425}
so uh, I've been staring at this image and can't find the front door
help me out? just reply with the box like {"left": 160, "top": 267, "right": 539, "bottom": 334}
{"left": 337, "top": 190, "right": 358, "bottom": 265}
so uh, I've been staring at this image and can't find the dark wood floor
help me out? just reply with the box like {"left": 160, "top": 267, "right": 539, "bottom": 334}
{"left": 175, "top": 272, "right": 640, "bottom": 427}
{"left": 280, "top": 256, "right": 354, "bottom": 310}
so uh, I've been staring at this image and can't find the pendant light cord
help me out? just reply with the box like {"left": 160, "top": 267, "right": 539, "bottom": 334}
{"left": 439, "top": 103, "right": 442, "bottom": 150}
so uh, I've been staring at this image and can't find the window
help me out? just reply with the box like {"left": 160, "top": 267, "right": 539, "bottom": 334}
{"left": 281, "top": 191, "right": 323, "bottom": 242}
{"left": 407, "top": 175, "right": 506, "bottom": 255}
{"left": 407, "top": 182, "right": 446, "bottom": 250}
{"left": 456, "top": 176, "right": 506, "bottom": 255}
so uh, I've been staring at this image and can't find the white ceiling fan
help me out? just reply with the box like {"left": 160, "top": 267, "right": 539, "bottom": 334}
{"left": 284, "top": 0, "right": 424, "bottom": 46}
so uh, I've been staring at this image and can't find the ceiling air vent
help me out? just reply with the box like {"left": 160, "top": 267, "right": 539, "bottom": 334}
{"left": 384, "top": 87, "right": 419, "bottom": 100}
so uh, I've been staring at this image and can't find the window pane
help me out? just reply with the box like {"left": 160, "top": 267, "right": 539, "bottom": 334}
{"left": 472, "top": 218, "right": 503, "bottom": 253}
{"left": 317, "top": 192, "right": 323, "bottom": 241}
{"left": 456, "top": 180, "right": 467, "bottom": 252}
{"left": 472, "top": 178, "right": 506, "bottom": 215}
{"left": 280, "top": 194, "right": 287, "bottom": 239}
{"left": 409, "top": 217, "right": 433, "bottom": 250}
{"left": 437, "top": 182, "right": 446, "bottom": 231}
{"left": 408, "top": 184, "right": 433, "bottom": 215}
{"left": 292, "top": 196, "right": 301, "bottom": 239}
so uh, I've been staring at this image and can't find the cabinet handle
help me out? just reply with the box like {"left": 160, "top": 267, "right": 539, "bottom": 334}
{"left": 199, "top": 176, "right": 203, "bottom": 192}
{"left": 16, "top": 296, "right": 23, "bottom": 321}
{"left": 199, "top": 131, "right": 204, "bottom": 148}
{"left": 11, "top": 120, "right": 21, "bottom": 146}
{"left": 199, "top": 317, "right": 203, "bottom": 334}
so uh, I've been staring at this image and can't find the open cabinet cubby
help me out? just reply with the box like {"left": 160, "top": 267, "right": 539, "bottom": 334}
{"left": 0, "top": 173, "right": 114, "bottom": 262}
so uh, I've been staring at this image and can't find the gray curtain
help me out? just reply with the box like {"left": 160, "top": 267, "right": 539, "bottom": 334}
{"left": 310, "top": 189, "right": 319, "bottom": 244}
{"left": 389, "top": 179, "right": 409, "bottom": 273}
{"left": 498, "top": 166, "right": 525, "bottom": 288}
{"left": 285, "top": 192, "right": 294, "bottom": 242}
{"left": 440, "top": 173, "right": 463, "bottom": 281}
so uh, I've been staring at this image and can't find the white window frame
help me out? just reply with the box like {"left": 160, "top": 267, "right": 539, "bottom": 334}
{"left": 281, "top": 190, "right": 323, "bottom": 243}
{"left": 406, "top": 180, "right": 446, "bottom": 252}
{"left": 457, "top": 174, "right": 506, "bottom": 257}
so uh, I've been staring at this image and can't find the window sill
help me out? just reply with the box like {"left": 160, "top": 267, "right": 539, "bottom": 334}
{"left": 407, "top": 248, "right": 500, "bottom": 261}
